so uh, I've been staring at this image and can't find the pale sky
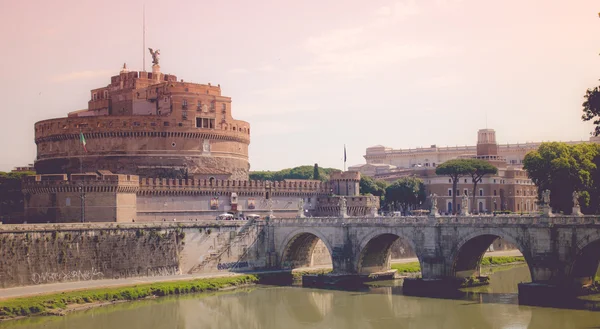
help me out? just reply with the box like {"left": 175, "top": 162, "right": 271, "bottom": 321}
{"left": 0, "top": 0, "right": 598, "bottom": 172}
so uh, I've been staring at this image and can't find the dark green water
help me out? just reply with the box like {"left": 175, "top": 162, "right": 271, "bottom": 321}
{"left": 3, "top": 266, "right": 600, "bottom": 329}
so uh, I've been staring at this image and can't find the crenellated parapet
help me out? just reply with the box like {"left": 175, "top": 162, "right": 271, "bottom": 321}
{"left": 22, "top": 173, "right": 139, "bottom": 195}
{"left": 329, "top": 171, "right": 360, "bottom": 181}
{"left": 138, "top": 177, "right": 332, "bottom": 196}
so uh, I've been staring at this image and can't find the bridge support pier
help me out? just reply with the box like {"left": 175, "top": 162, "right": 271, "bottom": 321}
{"left": 403, "top": 278, "right": 468, "bottom": 298}
{"left": 518, "top": 282, "right": 586, "bottom": 307}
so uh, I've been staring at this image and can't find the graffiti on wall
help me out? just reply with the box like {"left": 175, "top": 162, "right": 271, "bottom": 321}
{"left": 217, "top": 261, "right": 257, "bottom": 271}
{"left": 31, "top": 268, "right": 104, "bottom": 285}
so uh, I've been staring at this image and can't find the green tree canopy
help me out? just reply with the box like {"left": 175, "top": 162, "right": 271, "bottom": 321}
{"left": 523, "top": 142, "right": 600, "bottom": 214}
{"left": 435, "top": 159, "right": 475, "bottom": 214}
{"left": 384, "top": 177, "right": 426, "bottom": 214}
{"left": 249, "top": 165, "right": 341, "bottom": 182}
{"left": 0, "top": 171, "right": 34, "bottom": 223}
{"left": 582, "top": 85, "right": 600, "bottom": 137}
{"left": 359, "top": 176, "right": 387, "bottom": 197}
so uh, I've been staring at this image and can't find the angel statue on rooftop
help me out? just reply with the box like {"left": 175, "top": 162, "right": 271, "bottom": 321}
{"left": 148, "top": 48, "right": 160, "bottom": 65}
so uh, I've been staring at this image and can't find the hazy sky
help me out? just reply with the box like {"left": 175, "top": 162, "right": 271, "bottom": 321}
{"left": 1, "top": 0, "right": 599, "bottom": 172}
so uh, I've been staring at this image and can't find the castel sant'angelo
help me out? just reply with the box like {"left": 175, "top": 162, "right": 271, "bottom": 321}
{"left": 23, "top": 51, "right": 379, "bottom": 222}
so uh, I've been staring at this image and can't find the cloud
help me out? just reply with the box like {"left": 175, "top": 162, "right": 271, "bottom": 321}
{"left": 228, "top": 68, "right": 250, "bottom": 74}
{"left": 374, "top": 0, "right": 420, "bottom": 25}
{"left": 250, "top": 120, "right": 309, "bottom": 136}
{"left": 415, "top": 75, "right": 463, "bottom": 88}
{"left": 228, "top": 64, "right": 276, "bottom": 74}
{"left": 236, "top": 102, "right": 319, "bottom": 117}
{"left": 52, "top": 70, "right": 113, "bottom": 82}
{"left": 296, "top": 0, "right": 449, "bottom": 77}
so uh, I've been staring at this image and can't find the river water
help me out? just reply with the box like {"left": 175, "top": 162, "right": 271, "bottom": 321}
{"left": 4, "top": 266, "right": 600, "bottom": 329}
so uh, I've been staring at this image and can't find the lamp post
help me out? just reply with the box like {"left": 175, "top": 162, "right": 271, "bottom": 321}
{"left": 79, "top": 183, "right": 85, "bottom": 223}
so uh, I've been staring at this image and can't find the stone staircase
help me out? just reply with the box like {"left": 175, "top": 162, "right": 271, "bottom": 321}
{"left": 187, "top": 219, "right": 257, "bottom": 274}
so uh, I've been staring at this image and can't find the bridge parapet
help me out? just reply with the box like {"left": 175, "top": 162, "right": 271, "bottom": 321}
{"left": 270, "top": 215, "right": 600, "bottom": 226}
{"left": 0, "top": 220, "right": 251, "bottom": 233}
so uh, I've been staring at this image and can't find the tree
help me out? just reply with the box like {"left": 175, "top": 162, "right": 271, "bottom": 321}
{"left": 465, "top": 159, "right": 498, "bottom": 213}
{"left": 435, "top": 159, "right": 474, "bottom": 214}
{"left": 582, "top": 85, "right": 600, "bottom": 137}
{"left": 249, "top": 165, "right": 341, "bottom": 182}
{"left": 0, "top": 171, "right": 34, "bottom": 223}
{"left": 523, "top": 142, "right": 600, "bottom": 214}
{"left": 313, "top": 163, "right": 320, "bottom": 180}
{"left": 384, "top": 177, "right": 426, "bottom": 215}
{"left": 360, "top": 176, "right": 387, "bottom": 197}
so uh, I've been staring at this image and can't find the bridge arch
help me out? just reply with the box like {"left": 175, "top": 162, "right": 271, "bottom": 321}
{"left": 570, "top": 233, "right": 600, "bottom": 286}
{"left": 355, "top": 229, "right": 419, "bottom": 275}
{"left": 278, "top": 228, "right": 334, "bottom": 270}
{"left": 450, "top": 228, "right": 532, "bottom": 280}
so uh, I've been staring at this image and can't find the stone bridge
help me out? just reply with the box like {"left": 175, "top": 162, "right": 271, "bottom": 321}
{"left": 265, "top": 215, "right": 600, "bottom": 301}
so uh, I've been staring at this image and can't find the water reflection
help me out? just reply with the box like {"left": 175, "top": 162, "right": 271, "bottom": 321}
{"left": 4, "top": 266, "right": 600, "bottom": 329}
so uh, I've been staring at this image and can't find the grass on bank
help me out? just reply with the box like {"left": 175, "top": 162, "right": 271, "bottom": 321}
{"left": 0, "top": 275, "right": 258, "bottom": 319}
{"left": 391, "top": 256, "right": 526, "bottom": 274}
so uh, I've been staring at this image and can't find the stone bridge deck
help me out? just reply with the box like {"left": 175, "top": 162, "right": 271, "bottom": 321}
{"left": 266, "top": 215, "right": 600, "bottom": 304}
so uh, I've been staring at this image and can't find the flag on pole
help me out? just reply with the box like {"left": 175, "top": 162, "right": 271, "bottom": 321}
{"left": 344, "top": 145, "right": 347, "bottom": 162}
{"left": 80, "top": 132, "right": 87, "bottom": 152}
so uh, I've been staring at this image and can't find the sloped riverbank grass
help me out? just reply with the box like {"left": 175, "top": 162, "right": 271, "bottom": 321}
{"left": 391, "top": 256, "right": 526, "bottom": 274}
{"left": 0, "top": 275, "right": 258, "bottom": 320}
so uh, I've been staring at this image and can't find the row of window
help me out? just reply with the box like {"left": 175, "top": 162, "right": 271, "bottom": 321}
{"left": 448, "top": 189, "right": 486, "bottom": 197}
{"left": 446, "top": 188, "right": 535, "bottom": 197}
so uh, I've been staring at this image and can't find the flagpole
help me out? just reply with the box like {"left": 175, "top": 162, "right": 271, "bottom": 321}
{"left": 343, "top": 144, "right": 347, "bottom": 172}
{"left": 79, "top": 128, "right": 83, "bottom": 174}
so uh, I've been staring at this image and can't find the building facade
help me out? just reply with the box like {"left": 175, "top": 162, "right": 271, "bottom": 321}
{"left": 34, "top": 64, "right": 250, "bottom": 180}
{"left": 355, "top": 132, "right": 600, "bottom": 171}
{"left": 350, "top": 129, "right": 590, "bottom": 214}
{"left": 22, "top": 57, "right": 379, "bottom": 223}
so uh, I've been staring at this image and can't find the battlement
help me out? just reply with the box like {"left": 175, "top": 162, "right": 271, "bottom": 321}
{"left": 22, "top": 173, "right": 334, "bottom": 196}
{"left": 330, "top": 171, "right": 361, "bottom": 181}
{"left": 22, "top": 172, "right": 139, "bottom": 194}
{"left": 139, "top": 177, "right": 332, "bottom": 195}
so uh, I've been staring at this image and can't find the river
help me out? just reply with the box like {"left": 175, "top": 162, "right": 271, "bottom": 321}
{"left": 3, "top": 265, "right": 600, "bottom": 329}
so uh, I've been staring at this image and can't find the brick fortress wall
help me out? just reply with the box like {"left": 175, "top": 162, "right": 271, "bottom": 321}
{"left": 34, "top": 68, "right": 250, "bottom": 180}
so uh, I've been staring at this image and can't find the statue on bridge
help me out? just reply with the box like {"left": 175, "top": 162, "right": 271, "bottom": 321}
{"left": 572, "top": 190, "right": 583, "bottom": 216}
{"left": 429, "top": 193, "right": 439, "bottom": 217}
{"left": 297, "top": 198, "right": 305, "bottom": 218}
{"left": 339, "top": 197, "right": 348, "bottom": 218}
{"left": 542, "top": 189, "right": 551, "bottom": 205}
{"left": 572, "top": 190, "right": 580, "bottom": 207}
{"left": 541, "top": 189, "right": 553, "bottom": 217}
{"left": 461, "top": 194, "right": 470, "bottom": 216}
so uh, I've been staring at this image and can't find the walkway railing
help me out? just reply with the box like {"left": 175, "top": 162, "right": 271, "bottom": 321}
{"left": 269, "top": 215, "right": 600, "bottom": 226}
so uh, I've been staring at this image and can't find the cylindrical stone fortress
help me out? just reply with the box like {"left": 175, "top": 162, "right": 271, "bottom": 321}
{"left": 34, "top": 65, "right": 250, "bottom": 180}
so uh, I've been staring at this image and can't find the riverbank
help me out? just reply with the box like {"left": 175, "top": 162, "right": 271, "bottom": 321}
{"left": 391, "top": 256, "right": 526, "bottom": 275}
{"left": 0, "top": 275, "right": 259, "bottom": 321}
{"left": 0, "top": 256, "right": 529, "bottom": 321}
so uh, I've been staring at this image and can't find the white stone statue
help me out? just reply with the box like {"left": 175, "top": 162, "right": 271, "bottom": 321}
{"left": 461, "top": 194, "right": 469, "bottom": 215}
{"left": 542, "top": 189, "right": 551, "bottom": 205}
{"left": 429, "top": 193, "right": 438, "bottom": 215}
{"left": 339, "top": 197, "right": 348, "bottom": 218}
{"left": 297, "top": 198, "right": 305, "bottom": 218}
{"left": 572, "top": 190, "right": 579, "bottom": 207}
